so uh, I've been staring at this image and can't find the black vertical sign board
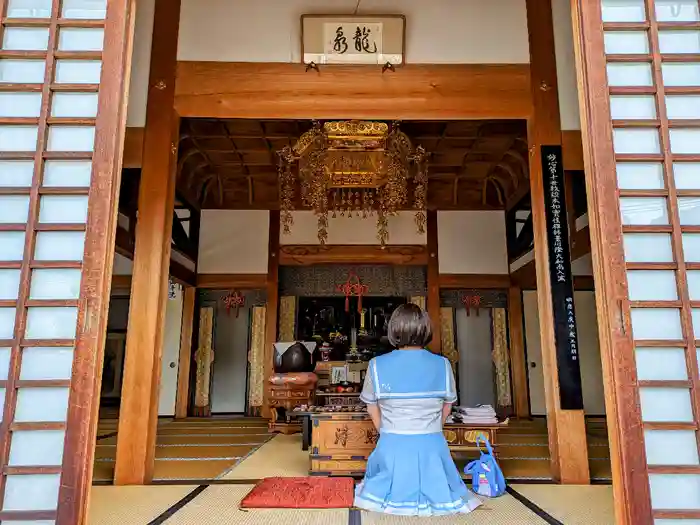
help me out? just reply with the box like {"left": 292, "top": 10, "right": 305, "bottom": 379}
{"left": 541, "top": 145, "right": 584, "bottom": 410}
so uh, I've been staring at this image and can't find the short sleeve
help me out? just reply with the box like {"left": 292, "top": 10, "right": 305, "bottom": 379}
{"left": 445, "top": 358, "right": 458, "bottom": 404}
{"left": 360, "top": 360, "right": 378, "bottom": 404}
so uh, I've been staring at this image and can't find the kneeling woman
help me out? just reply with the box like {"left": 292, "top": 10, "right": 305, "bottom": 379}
{"left": 354, "top": 303, "right": 482, "bottom": 516}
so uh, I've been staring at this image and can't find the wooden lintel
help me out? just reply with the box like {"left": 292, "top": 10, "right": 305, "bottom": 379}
{"left": 123, "top": 127, "right": 145, "bottom": 169}
{"left": 196, "top": 273, "right": 267, "bottom": 289}
{"left": 111, "top": 275, "right": 132, "bottom": 291}
{"left": 175, "top": 287, "right": 195, "bottom": 419}
{"left": 279, "top": 245, "right": 428, "bottom": 266}
{"left": 438, "top": 274, "right": 510, "bottom": 289}
{"left": 511, "top": 259, "right": 595, "bottom": 291}
{"left": 175, "top": 62, "right": 532, "bottom": 120}
{"left": 427, "top": 211, "right": 441, "bottom": 355}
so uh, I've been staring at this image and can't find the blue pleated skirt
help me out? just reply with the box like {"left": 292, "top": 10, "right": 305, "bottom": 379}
{"left": 354, "top": 432, "right": 483, "bottom": 516}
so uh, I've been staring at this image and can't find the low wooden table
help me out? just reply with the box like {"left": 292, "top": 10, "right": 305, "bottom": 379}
{"left": 308, "top": 412, "right": 507, "bottom": 476}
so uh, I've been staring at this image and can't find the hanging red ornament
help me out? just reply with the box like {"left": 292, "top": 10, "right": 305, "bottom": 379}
{"left": 461, "top": 293, "right": 481, "bottom": 317}
{"left": 336, "top": 270, "right": 369, "bottom": 313}
{"left": 223, "top": 290, "right": 245, "bottom": 317}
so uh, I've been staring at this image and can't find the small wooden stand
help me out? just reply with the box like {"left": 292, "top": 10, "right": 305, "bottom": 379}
{"left": 268, "top": 383, "right": 315, "bottom": 434}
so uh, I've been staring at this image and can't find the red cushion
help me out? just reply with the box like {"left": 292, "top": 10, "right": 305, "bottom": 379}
{"left": 240, "top": 477, "right": 355, "bottom": 509}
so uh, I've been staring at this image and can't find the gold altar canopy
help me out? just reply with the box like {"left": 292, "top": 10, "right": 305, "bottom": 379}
{"left": 278, "top": 120, "right": 428, "bottom": 245}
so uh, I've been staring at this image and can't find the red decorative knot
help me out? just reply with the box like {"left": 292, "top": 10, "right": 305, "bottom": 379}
{"left": 223, "top": 290, "right": 245, "bottom": 317}
{"left": 461, "top": 293, "right": 482, "bottom": 316}
{"left": 336, "top": 270, "right": 369, "bottom": 313}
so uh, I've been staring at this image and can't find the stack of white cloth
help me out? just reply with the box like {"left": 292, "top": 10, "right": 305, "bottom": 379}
{"left": 453, "top": 405, "right": 498, "bottom": 424}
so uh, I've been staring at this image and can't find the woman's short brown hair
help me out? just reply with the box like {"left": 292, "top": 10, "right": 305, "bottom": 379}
{"left": 387, "top": 303, "right": 433, "bottom": 348}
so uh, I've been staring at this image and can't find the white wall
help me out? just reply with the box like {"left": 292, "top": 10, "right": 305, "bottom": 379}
{"left": 112, "top": 253, "right": 133, "bottom": 275}
{"left": 158, "top": 286, "right": 183, "bottom": 416}
{"left": 280, "top": 210, "right": 426, "bottom": 245}
{"left": 438, "top": 211, "right": 509, "bottom": 274}
{"left": 552, "top": 0, "right": 581, "bottom": 130}
{"left": 197, "top": 210, "right": 270, "bottom": 274}
{"left": 126, "top": 0, "right": 155, "bottom": 127}
{"left": 523, "top": 290, "right": 605, "bottom": 415}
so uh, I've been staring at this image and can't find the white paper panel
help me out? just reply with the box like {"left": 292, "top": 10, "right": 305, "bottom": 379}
{"left": 0, "top": 269, "right": 21, "bottom": 300}
{"left": 619, "top": 197, "right": 669, "bottom": 225}
{"left": 656, "top": 521, "right": 700, "bottom": 525}
{"left": 674, "top": 163, "right": 700, "bottom": 189}
{"left": 616, "top": 163, "right": 665, "bottom": 190}
{"left": 613, "top": 129, "right": 661, "bottom": 154}
{"left": 62, "top": 0, "right": 107, "bottom": 19}
{"left": 666, "top": 95, "right": 700, "bottom": 120}
{"left": 607, "top": 63, "right": 654, "bottom": 87}
{"left": 0, "top": 59, "right": 45, "bottom": 83}
{"left": 663, "top": 63, "right": 700, "bottom": 86}
{"left": 0, "top": 160, "right": 34, "bottom": 187}
{"left": 9, "top": 430, "right": 65, "bottom": 466}
{"left": 43, "top": 160, "right": 92, "bottom": 187}
{"left": 7, "top": 0, "right": 52, "bottom": 18}
{"left": 630, "top": 308, "right": 683, "bottom": 340}
{"left": 29, "top": 269, "right": 81, "bottom": 300}
{"left": 14, "top": 387, "right": 69, "bottom": 422}
{"left": 46, "top": 126, "right": 95, "bottom": 152}
{"left": 34, "top": 231, "right": 85, "bottom": 261}
{"left": 20, "top": 347, "right": 74, "bottom": 380}
{"left": 683, "top": 234, "right": 700, "bottom": 262}
{"left": 0, "top": 231, "right": 26, "bottom": 261}
{"left": 604, "top": 32, "right": 650, "bottom": 54}
{"left": 3, "top": 474, "right": 60, "bottom": 511}
{"left": 649, "top": 474, "right": 700, "bottom": 509}
{"left": 659, "top": 31, "right": 700, "bottom": 54}
{"left": 635, "top": 348, "right": 688, "bottom": 381}
{"left": 0, "top": 307, "right": 16, "bottom": 339}
{"left": 679, "top": 198, "right": 700, "bottom": 225}
{"left": 645, "top": 430, "right": 699, "bottom": 465}
{"left": 602, "top": 0, "right": 647, "bottom": 22}
{"left": 38, "top": 195, "right": 88, "bottom": 224}
{"left": 670, "top": 129, "right": 700, "bottom": 154}
{"left": 692, "top": 309, "right": 700, "bottom": 338}
{"left": 24, "top": 307, "right": 78, "bottom": 339}
{"left": 58, "top": 27, "right": 104, "bottom": 52}
{"left": 2, "top": 27, "right": 49, "bottom": 51}
{"left": 0, "top": 195, "right": 29, "bottom": 224}
{"left": 51, "top": 92, "right": 98, "bottom": 118}
{"left": 0, "top": 347, "right": 10, "bottom": 380}
{"left": 610, "top": 95, "right": 657, "bottom": 119}
{"left": 0, "top": 125, "right": 38, "bottom": 152}
{"left": 54, "top": 60, "right": 101, "bottom": 84}
{"left": 0, "top": 92, "right": 41, "bottom": 118}
{"left": 656, "top": 0, "right": 700, "bottom": 21}
{"left": 0, "top": 388, "right": 6, "bottom": 419}
{"left": 627, "top": 270, "right": 677, "bottom": 301}
{"left": 687, "top": 270, "right": 700, "bottom": 300}
{"left": 639, "top": 387, "right": 694, "bottom": 422}
{"left": 623, "top": 233, "right": 674, "bottom": 263}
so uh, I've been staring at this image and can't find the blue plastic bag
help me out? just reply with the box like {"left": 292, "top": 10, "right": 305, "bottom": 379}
{"left": 464, "top": 434, "right": 506, "bottom": 497}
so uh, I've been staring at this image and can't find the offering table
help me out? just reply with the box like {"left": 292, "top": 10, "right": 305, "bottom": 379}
{"left": 307, "top": 411, "right": 507, "bottom": 476}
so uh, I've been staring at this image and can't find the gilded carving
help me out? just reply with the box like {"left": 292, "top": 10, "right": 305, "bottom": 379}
{"left": 463, "top": 430, "right": 490, "bottom": 444}
{"left": 440, "top": 307, "right": 458, "bottom": 374}
{"left": 492, "top": 307, "right": 512, "bottom": 407}
{"left": 247, "top": 306, "right": 266, "bottom": 408}
{"left": 443, "top": 430, "right": 458, "bottom": 443}
{"left": 278, "top": 296, "right": 296, "bottom": 341}
{"left": 194, "top": 307, "right": 215, "bottom": 409}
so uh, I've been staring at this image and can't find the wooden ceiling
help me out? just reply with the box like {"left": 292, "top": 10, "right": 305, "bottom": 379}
{"left": 177, "top": 118, "right": 529, "bottom": 210}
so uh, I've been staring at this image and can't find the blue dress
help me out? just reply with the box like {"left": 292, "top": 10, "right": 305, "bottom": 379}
{"left": 354, "top": 350, "right": 483, "bottom": 516}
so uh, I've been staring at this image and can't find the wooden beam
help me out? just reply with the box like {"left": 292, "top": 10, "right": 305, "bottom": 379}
{"left": 562, "top": 130, "right": 584, "bottom": 171}
{"left": 427, "top": 211, "right": 441, "bottom": 354}
{"left": 115, "top": 0, "right": 181, "bottom": 486}
{"left": 123, "top": 127, "right": 145, "bottom": 168}
{"left": 111, "top": 275, "right": 132, "bottom": 291}
{"left": 175, "top": 287, "right": 196, "bottom": 419}
{"left": 525, "top": 0, "right": 589, "bottom": 484}
{"left": 175, "top": 62, "right": 532, "bottom": 120}
{"left": 438, "top": 274, "right": 510, "bottom": 290}
{"left": 263, "top": 210, "right": 280, "bottom": 418}
{"left": 196, "top": 273, "right": 268, "bottom": 289}
{"left": 508, "top": 286, "right": 530, "bottom": 418}
{"left": 279, "top": 245, "right": 428, "bottom": 266}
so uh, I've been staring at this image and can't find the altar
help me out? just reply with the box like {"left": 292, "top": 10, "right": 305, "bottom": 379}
{"left": 306, "top": 411, "right": 508, "bottom": 476}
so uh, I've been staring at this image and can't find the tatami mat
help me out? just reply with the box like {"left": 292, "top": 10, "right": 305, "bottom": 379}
{"left": 163, "top": 485, "right": 348, "bottom": 525}
{"left": 361, "top": 495, "right": 547, "bottom": 524}
{"left": 88, "top": 485, "right": 196, "bottom": 525}
{"left": 511, "top": 484, "right": 615, "bottom": 525}
{"left": 222, "top": 434, "right": 309, "bottom": 479}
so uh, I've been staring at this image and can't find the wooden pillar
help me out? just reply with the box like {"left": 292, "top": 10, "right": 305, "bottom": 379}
{"left": 263, "top": 211, "right": 281, "bottom": 418}
{"left": 426, "top": 210, "right": 442, "bottom": 354}
{"left": 508, "top": 286, "right": 530, "bottom": 418}
{"left": 175, "top": 287, "right": 196, "bottom": 419}
{"left": 525, "top": 0, "right": 589, "bottom": 483}
{"left": 115, "top": 0, "right": 182, "bottom": 485}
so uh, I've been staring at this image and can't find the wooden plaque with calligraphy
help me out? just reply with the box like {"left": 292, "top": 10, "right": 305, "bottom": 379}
{"left": 301, "top": 15, "right": 406, "bottom": 66}
{"left": 541, "top": 145, "right": 584, "bottom": 410}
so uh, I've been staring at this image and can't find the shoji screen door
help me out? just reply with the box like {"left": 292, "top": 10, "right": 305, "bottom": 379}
{"left": 574, "top": 0, "right": 700, "bottom": 522}
{"left": 0, "top": 0, "right": 132, "bottom": 523}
